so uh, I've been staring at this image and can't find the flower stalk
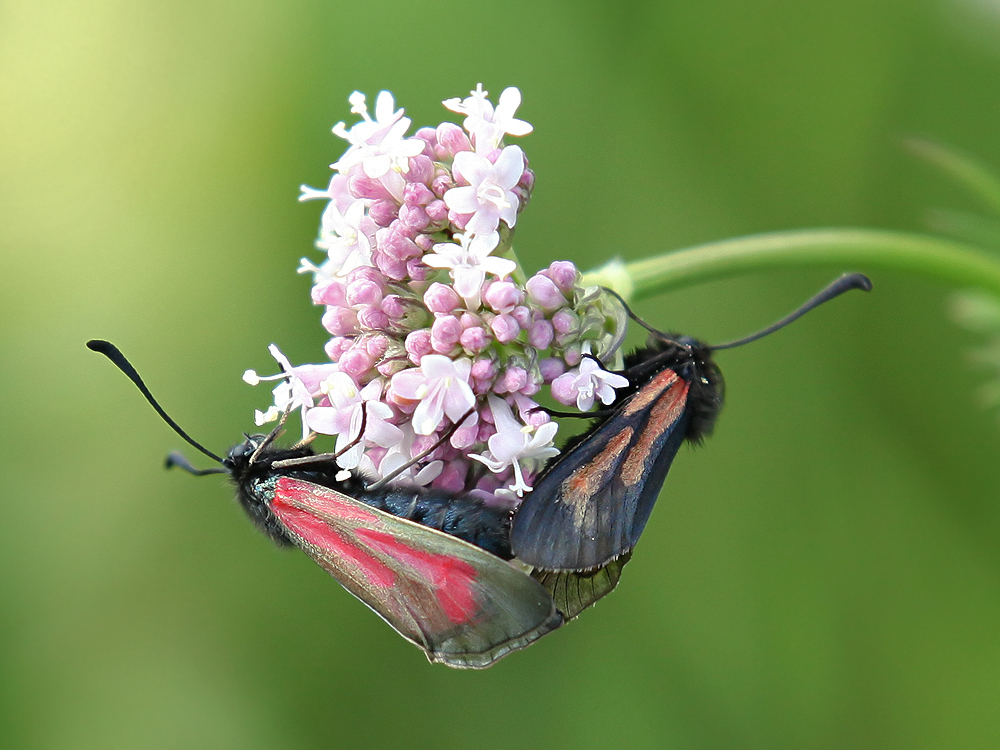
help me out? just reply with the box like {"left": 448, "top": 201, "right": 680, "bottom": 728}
{"left": 584, "top": 228, "right": 1000, "bottom": 303}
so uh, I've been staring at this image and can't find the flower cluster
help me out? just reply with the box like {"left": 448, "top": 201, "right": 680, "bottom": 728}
{"left": 246, "top": 85, "right": 628, "bottom": 505}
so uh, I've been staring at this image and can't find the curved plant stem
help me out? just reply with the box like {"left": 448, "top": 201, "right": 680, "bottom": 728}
{"left": 580, "top": 228, "right": 1000, "bottom": 303}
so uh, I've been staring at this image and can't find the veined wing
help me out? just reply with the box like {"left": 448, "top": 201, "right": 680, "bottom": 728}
{"left": 512, "top": 369, "right": 690, "bottom": 570}
{"left": 271, "top": 477, "right": 563, "bottom": 669}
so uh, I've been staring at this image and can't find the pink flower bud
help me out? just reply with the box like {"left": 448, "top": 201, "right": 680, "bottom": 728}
{"left": 368, "top": 200, "right": 398, "bottom": 227}
{"left": 403, "top": 181, "right": 435, "bottom": 207}
{"left": 366, "top": 334, "right": 390, "bottom": 359}
{"left": 404, "top": 329, "right": 432, "bottom": 363}
{"left": 425, "top": 199, "right": 449, "bottom": 223}
{"left": 499, "top": 367, "right": 527, "bottom": 393}
{"left": 339, "top": 348, "right": 374, "bottom": 378}
{"left": 347, "top": 265, "right": 383, "bottom": 285}
{"left": 527, "top": 320, "right": 555, "bottom": 349}
{"left": 451, "top": 417, "right": 479, "bottom": 449}
{"left": 322, "top": 307, "right": 359, "bottom": 335}
{"left": 434, "top": 462, "right": 468, "bottom": 493}
{"left": 477, "top": 422, "right": 496, "bottom": 442}
{"left": 414, "top": 126, "right": 437, "bottom": 149}
{"left": 381, "top": 295, "right": 407, "bottom": 319}
{"left": 460, "top": 326, "right": 489, "bottom": 353}
{"left": 399, "top": 204, "right": 430, "bottom": 232}
{"left": 490, "top": 313, "right": 520, "bottom": 343}
{"left": 346, "top": 278, "right": 384, "bottom": 307}
{"left": 518, "top": 167, "right": 536, "bottom": 193}
{"left": 415, "top": 233, "right": 435, "bottom": 251}
{"left": 380, "top": 225, "right": 421, "bottom": 260}
{"left": 325, "top": 337, "right": 353, "bottom": 361}
{"left": 545, "top": 260, "right": 579, "bottom": 293}
{"left": 521, "top": 378, "right": 541, "bottom": 396}
{"left": 377, "top": 358, "right": 408, "bottom": 378}
{"left": 374, "top": 252, "right": 408, "bottom": 281}
{"left": 412, "top": 434, "right": 439, "bottom": 456}
{"left": 539, "top": 357, "right": 565, "bottom": 382}
{"left": 431, "top": 173, "right": 455, "bottom": 198}
{"left": 552, "top": 308, "right": 579, "bottom": 335}
{"left": 407, "top": 155, "right": 434, "bottom": 185}
{"left": 448, "top": 209, "right": 470, "bottom": 231}
{"left": 312, "top": 278, "right": 348, "bottom": 306}
{"left": 563, "top": 344, "right": 582, "bottom": 367}
{"left": 484, "top": 281, "right": 523, "bottom": 313}
{"left": 430, "top": 315, "right": 462, "bottom": 352}
{"left": 356, "top": 305, "right": 389, "bottom": 330}
{"left": 471, "top": 357, "right": 498, "bottom": 381}
{"left": 526, "top": 274, "right": 566, "bottom": 311}
{"left": 523, "top": 405, "right": 549, "bottom": 427}
{"left": 424, "top": 283, "right": 461, "bottom": 314}
{"left": 511, "top": 305, "right": 532, "bottom": 328}
{"left": 436, "top": 122, "right": 472, "bottom": 159}
{"left": 550, "top": 372, "right": 579, "bottom": 406}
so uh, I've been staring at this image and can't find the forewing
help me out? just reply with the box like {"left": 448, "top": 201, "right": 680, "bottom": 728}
{"left": 269, "top": 477, "right": 563, "bottom": 669}
{"left": 532, "top": 552, "right": 632, "bottom": 620}
{"left": 512, "top": 370, "right": 690, "bottom": 570}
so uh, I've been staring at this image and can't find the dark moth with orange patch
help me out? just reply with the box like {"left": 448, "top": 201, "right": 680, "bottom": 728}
{"left": 514, "top": 334, "right": 722, "bottom": 618}
{"left": 514, "top": 274, "right": 872, "bottom": 619}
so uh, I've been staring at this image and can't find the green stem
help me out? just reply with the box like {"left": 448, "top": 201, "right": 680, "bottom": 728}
{"left": 580, "top": 228, "right": 1000, "bottom": 303}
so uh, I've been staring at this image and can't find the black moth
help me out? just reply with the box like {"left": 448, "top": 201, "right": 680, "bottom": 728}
{"left": 514, "top": 273, "right": 872, "bottom": 618}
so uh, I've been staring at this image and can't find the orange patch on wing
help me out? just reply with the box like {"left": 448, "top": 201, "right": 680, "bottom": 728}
{"left": 559, "top": 429, "right": 634, "bottom": 522}
{"left": 622, "top": 369, "right": 679, "bottom": 416}
{"left": 620, "top": 379, "right": 689, "bottom": 486}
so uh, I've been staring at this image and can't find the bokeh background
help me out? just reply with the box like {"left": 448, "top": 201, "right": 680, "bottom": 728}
{"left": 4, "top": 0, "right": 1000, "bottom": 747}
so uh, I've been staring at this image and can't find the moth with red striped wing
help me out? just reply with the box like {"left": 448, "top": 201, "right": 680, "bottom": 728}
{"left": 87, "top": 340, "right": 562, "bottom": 669}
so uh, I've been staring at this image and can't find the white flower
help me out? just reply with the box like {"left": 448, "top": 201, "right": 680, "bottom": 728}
{"left": 422, "top": 232, "right": 516, "bottom": 305}
{"left": 331, "top": 91, "right": 425, "bottom": 179}
{"left": 242, "top": 345, "right": 340, "bottom": 440}
{"left": 389, "top": 355, "right": 476, "bottom": 435}
{"left": 470, "top": 396, "right": 560, "bottom": 496}
{"left": 554, "top": 357, "right": 630, "bottom": 411}
{"left": 316, "top": 199, "right": 375, "bottom": 276}
{"left": 360, "top": 423, "right": 444, "bottom": 486}
{"left": 305, "top": 375, "right": 403, "bottom": 470}
{"left": 443, "top": 84, "right": 532, "bottom": 151}
{"left": 444, "top": 146, "right": 524, "bottom": 236}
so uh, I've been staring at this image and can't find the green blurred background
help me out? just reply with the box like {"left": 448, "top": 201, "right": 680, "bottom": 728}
{"left": 4, "top": 0, "right": 1000, "bottom": 747}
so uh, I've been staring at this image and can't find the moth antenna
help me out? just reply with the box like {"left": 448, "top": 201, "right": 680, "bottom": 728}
{"left": 602, "top": 288, "right": 664, "bottom": 339}
{"left": 529, "top": 405, "right": 619, "bottom": 420}
{"left": 166, "top": 451, "right": 227, "bottom": 476}
{"left": 87, "top": 340, "right": 224, "bottom": 464}
{"left": 711, "top": 273, "right": 872, "bottom": 351}
{"left": 368, "top": 407, "right": 477, "bottom": 490}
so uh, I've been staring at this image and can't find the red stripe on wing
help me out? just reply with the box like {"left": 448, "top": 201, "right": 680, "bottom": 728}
{"left": 356, "top": 528, "right": 479, "bottom": 625}
{"left": 272, "top": 477, "right": 480, "bottom": 624}
{"left": 271, "top": 499, "right": 398, "bottom": 589}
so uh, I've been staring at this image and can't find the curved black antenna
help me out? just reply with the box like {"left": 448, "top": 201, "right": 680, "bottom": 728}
{"left": 87, "top": 340, "right": 224, "bottom": 464}
{"left": 711, "top": 273, "right": 872, "bottom": 351}
{"left": 165, "top": 451, "right": 226, "bottom": 475}
{"left": 602, "top": 287, "right": 662, "bottom": 339}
